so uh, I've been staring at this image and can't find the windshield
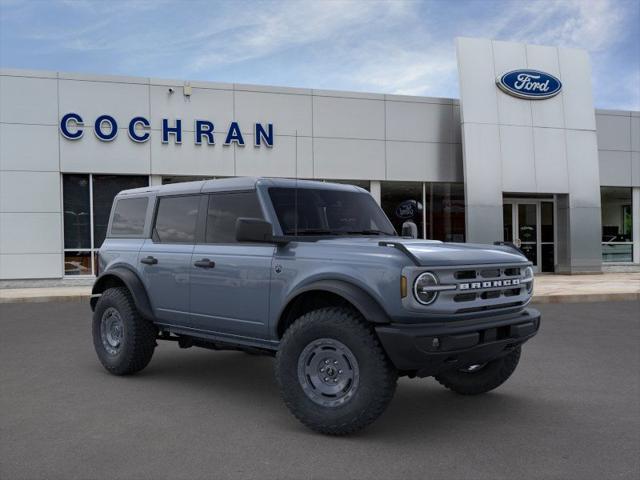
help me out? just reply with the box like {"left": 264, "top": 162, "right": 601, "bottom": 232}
{"left": 268, "top": 187, "right": 397, "bottom": 236}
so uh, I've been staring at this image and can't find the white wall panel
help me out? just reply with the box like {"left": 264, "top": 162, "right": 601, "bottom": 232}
{"left": 0, "top": 75, "right": 58, "bottom": 125}
{"left": 598, "top": 150, "right": 633, "bottom": 186}
{"left": 0, "top": 212, "right": 62, "bottom": 253}
{"left": 632, "top": 116, "right": 640, "bottom": 152}
{"left": 533, "top": 127, "right": 568, "bottom": 193}
{"left": 0, "top": 124, "right": 59, "bottom": 171}
{"left": 461, "top": 123, "right": 502, "bottom": 205}
{"left": 149, "top": 86, "right": 233, "bottom": 132}
{"left": 631, "top": 152, "right": 640, "bottom": 187}
{"left": 385, "top": 101, "right": 453, "bottom": 143}
{"left": 313, "top": 97, "right": 384, "bottom": 139}
{"left": 596, "top": 114, "right": 631, "bottom": 151}
{"left": 150, "top": 133, "right": 234, "bottom": 177}
{"left": 313, "top": 138, "right": 385, "bottom": 180}
{"left": 386, "top": 142, "right": 428, "bottom": 180}
{"left": 0, "top": 171, "right": 60, "bottom": 212}
{"left": 526, "top": 44, "right": 564, "bottom": 129}
{"left": 456, "top": 38, "right": 498, "bottom": 124}
{"left": 59, "top": 79, "right": 149, "bottom": 126}
{"left": 0, "top": 253, "right": 63, "bottom": 279}
{"left": 60, "top": 130, "right": 151, "bottom": 174}
{"left": 558, "top": 48, "right": 596, "bottom": 131}
{"left": 492, "top": 40, "right": 531, "bottom": 127}
{"left": 235, "top": 91, "right": 312, "bottom": 137}
{"left": 499, "top": 125, "right": 536, "bottom": 192}
{"left": 565, "top": 130, "right": 600, "bottom": 207}
{"left": 236, "top": 135, "right": 312, "bottom": 178}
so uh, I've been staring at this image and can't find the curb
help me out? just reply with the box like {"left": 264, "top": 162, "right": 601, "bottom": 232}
{"left": 532, "top": 292, "right": 640, "bottom": 304}
{"left": 0, "top": 294, "right": 91, "bottom": 304}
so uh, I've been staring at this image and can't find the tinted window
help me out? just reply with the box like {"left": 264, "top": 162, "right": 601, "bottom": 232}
{"left": 206, "top": 192, "right": 263, "bottom": 243}
{"left": 92, "top": 175, "right": 148, "bottom": 247}
{"left": 268, "top": 188, "right": 396, "bottom": 236}
{"left": 63, "top": 174, "right": 91, "bottom": 249}
{"left": 154, "top": 195, "right": 200, "bottom": 243}
{"left": 110, "top": 197, "right": 148, "bottom": 236}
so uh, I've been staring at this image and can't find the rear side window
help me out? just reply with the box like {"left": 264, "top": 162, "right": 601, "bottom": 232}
{"left": 153, "top": 195, "right": 200, "bottom": 243}
{"left": 205, "top": 192, "right": 263, "bottom": 243}
{"left": 110, "top": 197, "right": 148, "bottom": 236}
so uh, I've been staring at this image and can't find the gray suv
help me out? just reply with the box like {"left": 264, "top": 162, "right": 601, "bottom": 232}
{"left": 91, "top": 177, "right": 540, "bottom": 435}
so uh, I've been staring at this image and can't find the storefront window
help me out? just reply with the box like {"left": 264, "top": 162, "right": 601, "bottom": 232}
{"left": 429, "top": 183, "right": 465, "bottom": 242}
{"left": 62, "top": 174, "right": 149, "bottom": 275}
{"left": 162, "top": 176, "right": 214, "bottom": 185}
{"left": 601, "top": 187, "right": 633, "bottom": 262}
{"left": 381, "top": 181, "right": 465, "bottom": 241}
{"left": 381, "top": 182, "right": 423, "bottom": 237}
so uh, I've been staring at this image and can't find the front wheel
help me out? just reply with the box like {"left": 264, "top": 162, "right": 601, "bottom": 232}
{"left": 92, "top": 287, "right": 157, "bottom": 375}
{"left": 434, "top": 347, "right": 521, "bottom": 395}
{"left": 275, "top": 307, "right": 398, "bottom": 435}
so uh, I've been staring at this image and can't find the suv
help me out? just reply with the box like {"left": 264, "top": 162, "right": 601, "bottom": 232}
{"left": 91, "top": 177, "right": 540, "bottom": 435}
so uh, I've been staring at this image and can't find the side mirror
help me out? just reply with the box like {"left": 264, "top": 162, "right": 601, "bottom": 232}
{"left": 236, "top": 217, "right": 275, "bottom": 243}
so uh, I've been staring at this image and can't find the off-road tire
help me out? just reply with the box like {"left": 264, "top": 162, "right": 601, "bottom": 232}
{"left": 92, "top": 287, "right": 157, "bottom": 375}
{"left": 275, "top": 307, "right": 398, "bottom": 435}
{"left": 435, "top": 347, "right": 521, "bottom": 395}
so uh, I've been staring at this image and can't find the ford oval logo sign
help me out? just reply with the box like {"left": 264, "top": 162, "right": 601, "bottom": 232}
{"left": 496, "top": 69, "right": 562, "bottom": 100}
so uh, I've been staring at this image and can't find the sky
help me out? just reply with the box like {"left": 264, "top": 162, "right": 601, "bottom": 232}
{"left": 1, "top": 0, "right": 639, "bottom": 110}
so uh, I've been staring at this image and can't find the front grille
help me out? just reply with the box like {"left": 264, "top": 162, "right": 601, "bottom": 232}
{"left": 419, "top": 263, "right": 531, "bottom": 315}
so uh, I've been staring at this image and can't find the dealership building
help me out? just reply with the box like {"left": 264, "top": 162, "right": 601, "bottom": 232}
{"left": 0, "top": 37, "right": 638, "bottom": 281}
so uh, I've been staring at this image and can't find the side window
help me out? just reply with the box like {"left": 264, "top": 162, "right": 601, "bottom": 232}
{"left": 153, "top": 195, "right": 200, "bottom": 243}
{"left": 205, "top": 192, "right": 263, "bottom": 243}
{"left": 110, "top": 197, "right": 148, "bottom": 236}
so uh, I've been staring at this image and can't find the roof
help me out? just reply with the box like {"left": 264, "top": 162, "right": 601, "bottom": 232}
{"left": 117, "top": 177, "right": 366, "bottom": 197}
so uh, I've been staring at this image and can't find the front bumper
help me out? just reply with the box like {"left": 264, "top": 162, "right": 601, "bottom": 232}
{"left": 375, "top": 308, "right": 541, "bottom": 377}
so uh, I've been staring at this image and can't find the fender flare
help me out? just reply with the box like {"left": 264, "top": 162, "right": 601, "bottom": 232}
{"left": 279, "top": 279, "right": 391, "bottom": 326}
{"left": 90, "top": 266, "right": 154, "bottom": 320}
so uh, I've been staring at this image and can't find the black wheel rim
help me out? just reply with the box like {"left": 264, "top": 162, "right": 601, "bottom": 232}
{"left": 297, "top": 338, "right": 360, "bottom": 408}
{"left": 100, "top": 307, "right": 124, "bottom": 355}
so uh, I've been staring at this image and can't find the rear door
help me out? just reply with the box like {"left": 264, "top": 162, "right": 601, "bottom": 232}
{"left": 138, "top": 194, "right": 202, "bottom": 325}
{"left": 189, "top": 191, "right": 274, "bottom": 339}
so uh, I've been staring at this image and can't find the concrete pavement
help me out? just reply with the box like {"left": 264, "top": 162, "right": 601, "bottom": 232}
{"left": 1, "top": 300, "right": 638, "bottom": 479}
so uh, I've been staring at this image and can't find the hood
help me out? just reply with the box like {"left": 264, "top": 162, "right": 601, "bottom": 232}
{"left": 314, "top": 237, "right": 527, "bottom": 266}
{"left": 394, "top": 239, "right": 527, "bottom": 266}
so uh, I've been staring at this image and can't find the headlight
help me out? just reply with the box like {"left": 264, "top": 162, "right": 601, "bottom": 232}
{"left": 523, "top": 266, "right": 534, "bottom": 294}
{"left": 414, "top": 272, "right": 439, "bottom": 305}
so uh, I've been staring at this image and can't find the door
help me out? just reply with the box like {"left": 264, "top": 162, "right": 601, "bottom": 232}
{"left": 503, "top": 200, "right": 556, "bottom": 273}
{"left": 138, "top": 194, "right": 201, "bottom": 325}
{"left": 189, "top": 191, "right": 274, "bottom": 339}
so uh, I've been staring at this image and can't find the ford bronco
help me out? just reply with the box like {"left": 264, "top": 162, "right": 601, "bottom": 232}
{"left": 91, "top": 177, "right": 540, "bottom": 435}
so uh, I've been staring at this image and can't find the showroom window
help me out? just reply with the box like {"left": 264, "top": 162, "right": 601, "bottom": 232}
{"left": 381, "top": 181, "right": 465, "bottom": 241}
{"left": 601, "top": 187, "right": 633, "bottom": 262}
{"left": 63, "top": 174, "right": 149, "bottom": 276}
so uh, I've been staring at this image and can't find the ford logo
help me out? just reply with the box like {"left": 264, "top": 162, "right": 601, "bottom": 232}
{"left": 496, "top": 69, "right": 562, "bottom": 100}
{"left": 395, "top": 200, "right": 422, "bottom": 219}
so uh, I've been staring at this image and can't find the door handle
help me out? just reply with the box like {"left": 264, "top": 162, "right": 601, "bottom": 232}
{"left": 140, "top": 256, "right": 158, "bottom": 265}
{"left": 194, "top": 258, "right": 215, "bottom": 269}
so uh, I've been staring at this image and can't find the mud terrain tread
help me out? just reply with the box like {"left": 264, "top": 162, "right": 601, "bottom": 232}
{"left": 92, "top": 287, "right": 156, "bottom": 375}
{"left": 275, "top": 307, "right": 397, "bottom": 435}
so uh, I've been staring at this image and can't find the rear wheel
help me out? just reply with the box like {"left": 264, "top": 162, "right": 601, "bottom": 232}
{"left": 275, "top": 307, "right": 397, "bottom": 435}
{"left": 92, "top": 287, "right": 157, "bottom": 375}
{"left": 434, "top": 347, "right": 521, "bottom": 395}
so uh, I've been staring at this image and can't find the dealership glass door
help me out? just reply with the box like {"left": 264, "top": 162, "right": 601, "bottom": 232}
{"left": 503, "top": 199, "right": 555, "bottom": 273}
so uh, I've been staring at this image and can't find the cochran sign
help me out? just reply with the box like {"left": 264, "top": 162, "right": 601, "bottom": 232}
{"left": 59, "top": 113, "right": 274, "bottom": 147}
{"left": 496, "top": 69, "right": 562, "bottom": 100}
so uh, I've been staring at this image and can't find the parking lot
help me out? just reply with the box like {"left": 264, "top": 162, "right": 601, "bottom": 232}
{"left": 1, "top": 300, "right": 638, "bottom": 480}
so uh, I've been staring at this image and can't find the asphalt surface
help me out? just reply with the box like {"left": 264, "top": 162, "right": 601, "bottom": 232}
{"left": 1, "top": 301, "right": 638, "bottom": 480}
